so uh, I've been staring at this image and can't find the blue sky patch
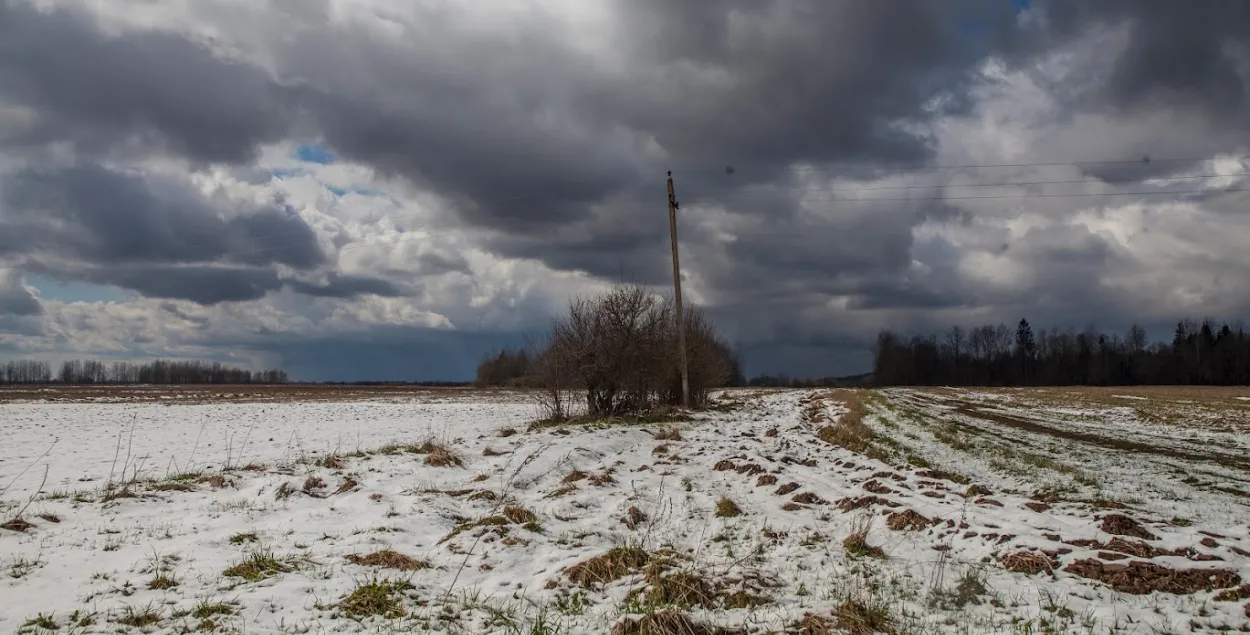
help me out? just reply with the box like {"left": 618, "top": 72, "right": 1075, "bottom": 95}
{"left": 26, "top": 275, "right": 131, "bottom": 303}
{"left": 296, "top": 143, "right": 336, "bottom": 165}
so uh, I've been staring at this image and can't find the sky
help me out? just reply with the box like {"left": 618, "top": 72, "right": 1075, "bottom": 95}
{"left": 1, "top": 0, "right": 1250, "bottom": 381}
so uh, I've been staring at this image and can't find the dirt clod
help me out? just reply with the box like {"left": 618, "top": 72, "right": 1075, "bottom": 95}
{"left": 886, "top": 509, "right": 934, "bottom": 532}
{"left": 1064, "top": 559, "right": 1240, "bottom": 594}
{"left": 791, "top": 492, "right": 827, "bottom": 505}
{"left": 1100, "top": 514, "right": 1158, "bottom": 540}
{"left": 775, "top": 482, "right": 800, "bottom": 496}
{"left": 837, "top": 496, "right": 899, "bottom": 512}
{"left": 756, "top": 474, "right": 778, "bottom": 487}
{"left": 862, "top": 480, "right": 894, "bottom": 495}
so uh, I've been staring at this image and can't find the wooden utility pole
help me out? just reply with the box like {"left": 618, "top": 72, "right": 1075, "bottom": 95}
{"left": 667, "top": 171, "right": 690, "bottom": 408}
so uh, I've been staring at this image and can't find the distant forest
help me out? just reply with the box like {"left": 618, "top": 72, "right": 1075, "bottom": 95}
{"left": 474, "top": 346, "right": 747, "bottom": 389}
{"left": 873, "top": 318, "right": 1250, "bottom": 386}
{"left": 0, "top": 359, "right": 288, "bottom": 385}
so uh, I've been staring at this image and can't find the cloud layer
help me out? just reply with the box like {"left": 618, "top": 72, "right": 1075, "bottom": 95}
{"left": 1, "top": 0, "right": 1248, "bottom": 379}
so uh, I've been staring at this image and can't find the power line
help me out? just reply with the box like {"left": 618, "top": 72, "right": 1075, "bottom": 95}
{"left": 688, "top": 171, "right": 1250, "bottom": 198}
{"left": 689, "top": 184, "right": 1250, "bottom": 206}
{"left": 670, "top": 153, "right": 1250, "bottom": 176}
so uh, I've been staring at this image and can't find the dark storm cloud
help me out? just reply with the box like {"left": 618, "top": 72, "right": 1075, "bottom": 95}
{"left": 613, "top": 1, "right": 1019, "bottom": 171}
{"left": 23, "top": 262, "right": 401, "bottom": 305}
{"left": 69, "top": 264, "right": 285, "bottom": 305}
{"left": 0, "top": 1, "right": 291, "bottom": 163}
{"left": 0, "top": 274, "right": 42, "bottom": 316}
{"left": 285, "top": 273, "right": 402, "bottom": 299}
{"left": 1037, "top": 1, "right": 1250, "bottom": 119}
{"left": 0, "top": 164, "right": 324, "bottom": 269}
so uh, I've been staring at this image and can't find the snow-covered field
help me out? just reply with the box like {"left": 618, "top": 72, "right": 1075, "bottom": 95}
{"left": 1, "top": 387, "right": 1248, "bottom": 634}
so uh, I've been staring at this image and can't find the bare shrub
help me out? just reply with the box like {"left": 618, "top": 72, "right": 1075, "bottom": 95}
{"left": 537, "top": 284, "right": 736, "bottom": 418}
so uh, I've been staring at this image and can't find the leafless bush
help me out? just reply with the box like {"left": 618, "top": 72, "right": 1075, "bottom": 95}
{"left": 535, "top": 284, "right": 734, "bottom": 418}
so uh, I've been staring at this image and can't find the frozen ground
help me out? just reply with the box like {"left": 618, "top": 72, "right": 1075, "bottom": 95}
{"left": 1, "top": 387, "right": 1248, "bottom": 634}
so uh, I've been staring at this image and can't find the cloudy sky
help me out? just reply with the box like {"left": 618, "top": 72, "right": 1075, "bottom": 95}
{"left": 1, "top": 0, "right": 1249, "bottom": 381}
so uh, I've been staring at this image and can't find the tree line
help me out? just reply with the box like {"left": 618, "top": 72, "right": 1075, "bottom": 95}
{"left": 873, "top": 318, "right": 1250, "bottom": 386}
{"left": 0, "top": 359, "right": 288, "bottom": 385}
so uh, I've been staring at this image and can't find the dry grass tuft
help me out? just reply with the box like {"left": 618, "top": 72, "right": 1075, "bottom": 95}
{"left": 793, "top": 613, "right": 834, "bottom": 635}
{"left": 223, "top": 551, "right": 296, "bottom": 582}
{"left": 999, "top": 550, "right": 1058, "bottom": 575}
{"left": 199, "top": 474, "right": 234, "bottom": 489}
{"left": 566, "top": 546, "right": 651, "bottom": 587}
{"left": 654, "top": 426, "right": 682, "bottom": 441}
{"left": 834, "top": 597, "right": 894, "bottom": 635}
{"left": 632, "top": 567, "right": 718, "bottom": 609}
{"left": 339, "top": 579, "right": 412, "bottom": 619}
{"left": 842, "top": 517, "right": 886, "bottom": 560}
{"left": 36, "top": 513, "right": 61, "bottom": 524}
{"left": 302, "top": 475, "right": 326, "bottom": 494}
{"left": 422, "top": 442, "right": 463, "bottom": 467}
{"left": 503, "top": 505, "right": 538, "bottom": 525}
{"left": 151, "top": 481, "right": 196, "bottom": 492}
{"left": 715, "top": 496, "right": 742, "bottom": 518}
{"left": 346, "top": 550, "right": 429, "bottom": 571}
{"left": 275, "top": 482, "right": 296, "bottom": 500}
{"left": 623, "top": 506, "right": 649, "bottom": 530}
{"left": 317, "top": 454, "right": 346, "bottom": 470}
{"left": 333, "top": 477, "right": 359, "bottom": 495}
{"left": 842, "top": 532, "right": 887, "bottom": 560}
{"left": 610, "top": 610, "right": 728, "bottom": 635}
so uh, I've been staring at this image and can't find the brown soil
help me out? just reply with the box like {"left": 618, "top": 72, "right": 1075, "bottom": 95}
{"left": 1025, "top": 502, "right": 1051, "bottom": 513}
{"left": 1064, "top": 559, "right": 1241, "bottom": 594}
{"left": 975, "top": 497, "right": 1004, "bottom": 507}
{"left": 1214, "top": 584, "right": 1250, "bottom": 602}
{"left": 862, "top": 480, "right": 895, "bottom": 495}
{"left": 775, "top": 482, "right": 800, "bottom": 496}
{"left": 885, "top": 509, "right": 934, "bottom": 531}
{"left": 791, "top": 492, "right": 827, "bottom": 505}
{"left": 837, "top": 496, "right": 900, "bottom": 512}
{"left": 1100, "top": 514, "right": 1158, "bottom": 540}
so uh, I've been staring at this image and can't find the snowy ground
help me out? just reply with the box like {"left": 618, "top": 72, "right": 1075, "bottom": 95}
{"left": 1, "top": 387, "right": 1248, "bottom": 634}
